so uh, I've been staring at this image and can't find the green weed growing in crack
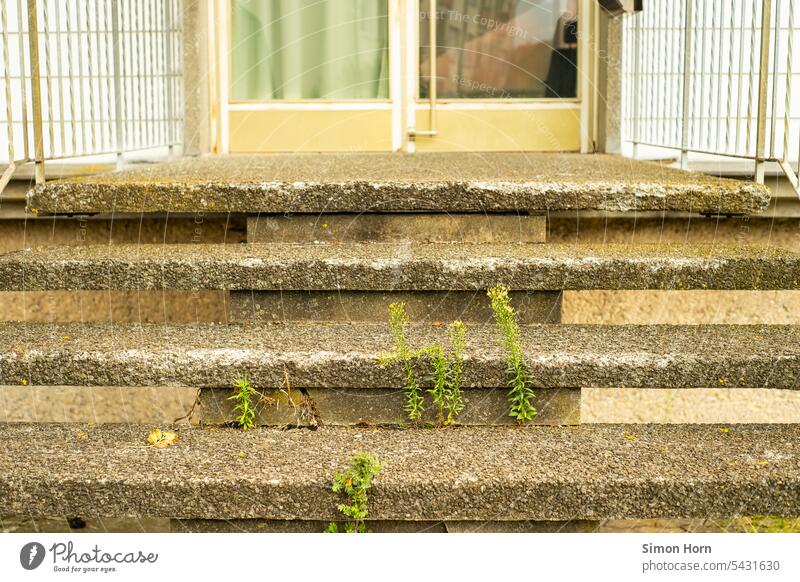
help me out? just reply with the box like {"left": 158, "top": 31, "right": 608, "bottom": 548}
{"left": 445, "top": 320, "right": 466, "bottom": 424}
{"left": 488, "top": 285, "right": 536, "bottom": 422}
{"left": 229, "top": 374, "right": 256, "bottom": 430}
{"left": 426, "top": 321, "right": 467, "bottom": 425}
{"left": 379, "top": 302, "right": 425, "bottom": 421}
{"left": 325, "top": 452, "right": 384, "bottom": 533}
{"left": 427, "top": 342, "right": 450, "bottom": 423}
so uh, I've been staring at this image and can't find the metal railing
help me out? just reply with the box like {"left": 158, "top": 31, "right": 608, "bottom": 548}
{"left": 0, "top": 0, "right": 183, "bottom": 193}
{"left": 622, "top": 0, "right": 800, "bottom": 194}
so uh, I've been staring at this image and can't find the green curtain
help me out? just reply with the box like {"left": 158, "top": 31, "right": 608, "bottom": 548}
{"left": 232, "top": 0, "right": 390, "bottom": 100}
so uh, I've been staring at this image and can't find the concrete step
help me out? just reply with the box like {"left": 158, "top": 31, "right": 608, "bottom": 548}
{"left": 1, "top": 322, "right": 797, "bottom": 389}
{"left": 1, "top": 243, "right": 798, "bottom": 291}
{"left": 28, "top": 153, "right": 770, "bottom": 215}
{"left": 1, "top": 423, "right": 797, "bottom": 520}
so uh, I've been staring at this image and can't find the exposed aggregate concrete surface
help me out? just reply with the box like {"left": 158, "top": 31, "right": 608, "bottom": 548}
{"left": 0, "top": 424, "right": 798, "bottom": 520}
{"left": 1, "top": 243, "right": 799, "bottom": 291}
{"left": 28, "top": 153, "right": 770, "bottom": 215}
{"left": 0, "top": 322, "right": 798, "bottom": 389}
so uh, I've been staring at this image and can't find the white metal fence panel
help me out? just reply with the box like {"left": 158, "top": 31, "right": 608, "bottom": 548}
{"left": 0, "top": 0, "right": 182, "bottom": 190}
{"left": 622, "top": 0, "right": 800, "bottom": 191}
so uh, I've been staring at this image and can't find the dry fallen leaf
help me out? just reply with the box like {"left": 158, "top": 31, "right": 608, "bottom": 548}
{"left": 147, "top": 428, "right": 179, "bottom": 449}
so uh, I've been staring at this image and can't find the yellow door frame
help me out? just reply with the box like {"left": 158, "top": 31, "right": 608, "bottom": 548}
{"left": 210, "top": 0, "right": 597, "bottom": 153}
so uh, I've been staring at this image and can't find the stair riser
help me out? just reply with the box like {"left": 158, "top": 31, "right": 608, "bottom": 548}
{"left": 229, "top": 290, "right": 561, "bottom": 323}
{"left": 171, "top": 519, "right": 600, "bottom": 533}
{"left": 199, "top": 387, "right": 580, "bottom": 427}
{"left": 5, "top": 480, "right": 797, "bottom": 521}
{"left": 247, "top": 214, "right": 546, "bottom": 244}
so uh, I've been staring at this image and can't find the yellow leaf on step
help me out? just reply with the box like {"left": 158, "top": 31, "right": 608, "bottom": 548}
{"left": 147, "top": 428, "right": 179, "bottom": 448}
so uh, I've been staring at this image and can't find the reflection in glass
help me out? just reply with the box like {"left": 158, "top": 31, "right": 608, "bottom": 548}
{"left": 232, "top": 0, "right": 389, "bottom": 100}
{"left": 420, "top": 0, "right": 578, "bottom": 99}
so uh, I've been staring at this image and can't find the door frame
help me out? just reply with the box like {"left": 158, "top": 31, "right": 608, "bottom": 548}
{"left": 209, "top": 0, "right": 596, "bottom": 153}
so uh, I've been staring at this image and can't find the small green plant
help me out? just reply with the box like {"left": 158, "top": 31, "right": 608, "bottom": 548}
{"left": 325, "top": 452, "right": 383, "bottom": 533}
{"left": 426, "top": 321, "right": 467, "bottom": 425}
{"left": 229, "top": 374, "right": 256, "bottom": 430}
{"left": 381, "top": 302, "right": 425, "bottom": 420}
{"left": 427, "top": 342, "right": 450, "bottom": 423}
{"left": 445, "top": 320, "right": 466, "bottom": 424}
{"left": 488, "top": 285, "right": 536, "bottom": 422}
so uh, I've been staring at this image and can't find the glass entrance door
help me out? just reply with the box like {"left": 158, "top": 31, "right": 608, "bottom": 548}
{"left": 216, "top": 0, "right": 590, "bottom": 152}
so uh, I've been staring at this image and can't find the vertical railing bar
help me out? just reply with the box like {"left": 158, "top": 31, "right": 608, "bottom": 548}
{"left": 93, "top": 0, "right": 107, "bottom": 151}
{"left": 755, "top": 0, "right": 774, "bottom": 183}
{"left": 645, "top": 6, "right": 654, "bottom": 145}
{"left": 136, "top": 0, "right": 145, "bottom": 149}
{"left": 157, "top": 0, "right": 166, "bottom": 148}
{"left": 672, "top": 1, "right": 681, "bottom": 147}
{"left": 85, "top": 0, "right": 96, "bottom": 154}
{"left": 165, "top": 0, "right": 175, "bottom": 152}
{"left": 697, "top": 0, "right": 707, "bottom": 153}
{"left": 746, "top": 0, "right": 758, "bottom": 155}
{"left": 101, "top": 0, "right": 113, "bottom": 152}
{"left": 690, "top": 0, "right": 699, "bottom": 154}
{"left": 111, "top": 0, "right": 124, "bottom": 167}
{"left": 1, "top": 1, "right": 17, "bottom": 164}
{"left": 714, "top": 0, "right": 725, "bottom": 153}
{"left": 705, "top": 0, "right": 718, "bottom": 152}
{"left": 769, "top": 0, "right": 781, "bottom": 159}
{"left": 147, "top": 0, "right": 155, "bottom": 149}
{"left": 132, "top": 0, "right": 141, "bottom": 149}
{"left": 76, "top": 0, "right": 87, "bottom": 155}
{"left": 27, "top": 0, "right": 45, "bottom": 184}
{"left": 659, "top": 0, "right": 669, "bottom": 147}
{"left": 54, "top": 0, "right": 66, "bottom": 155}
{"left": 65, "top": 0, "right": 77, "bottom": 155}
{"left": 121, "top": 0, "right": 131, "bottom": 152}
{"left": 17, "top": 0, "right": 31, "bottom": 160}
{"left": 631, "top": 9, "right": 640, "bottom": 157}
{"left": 681, "top": 0, "right": 694, "bottom": 169}
{"left": 783, "top": 0, "right": 795, "bottom": 165}
{"left": 142, "top": 0, "right": 150, "bottom": 148}
{"left": 723, "top": 0, "right": 736, "bottom": 154}
{"left": 42, "top": 0, "right": 55, "bottom": 158}
{"left": 735, "top": 0, "right": 747, "bottom": 154}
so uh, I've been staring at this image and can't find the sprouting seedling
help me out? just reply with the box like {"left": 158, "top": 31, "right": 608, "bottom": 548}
{"left": 380, "top": 302, "right": 425, "bottom": 421}
{"left": 325, "top": 452, "right": 383, "bottom": 533}
{"left": 488, "top": 285, "right": 536, "bottom": 422}
{"left": 229, "top": 374, "right": 256, "bottom": 430}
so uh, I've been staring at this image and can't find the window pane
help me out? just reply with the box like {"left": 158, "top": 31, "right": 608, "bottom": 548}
{"left": 232, "top": 0, "right": 390, "bottom": 100}
{"left": 420, "top": 0, "right": 579, "bottom": 99}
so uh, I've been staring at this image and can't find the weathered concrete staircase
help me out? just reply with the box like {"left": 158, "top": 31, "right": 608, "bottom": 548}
{"left": 2, "top": 153, "right": 799, "bottom": 532}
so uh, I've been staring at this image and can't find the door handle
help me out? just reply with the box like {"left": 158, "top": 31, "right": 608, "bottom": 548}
{"left": 409, "top": 0, "right": 437, "bottom": 138}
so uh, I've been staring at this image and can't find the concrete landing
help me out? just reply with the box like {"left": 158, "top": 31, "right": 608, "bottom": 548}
{"left": 1, "top": 423, "right": 798, "bottom": 520}
{"left": 1, "top": 322, "right": 798, "bottom": 389}
{"left": 28, "top": 153, "right": 770, "bottom": 215}
{"left": 2, "top": 243, "right": 799, "bottom": 291}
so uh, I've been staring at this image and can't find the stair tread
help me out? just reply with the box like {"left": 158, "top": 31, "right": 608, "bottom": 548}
{"left": 1, "top": 322, "right": 798, "bottom": 389}
{"left": 2, "top": 242, "right": 798, "bottom": 290}
{"left": 1, "top": 423, "right": 798, "bottom": 520}
{"left": 28, "top": 153, "right": 770, "bottom": 215}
